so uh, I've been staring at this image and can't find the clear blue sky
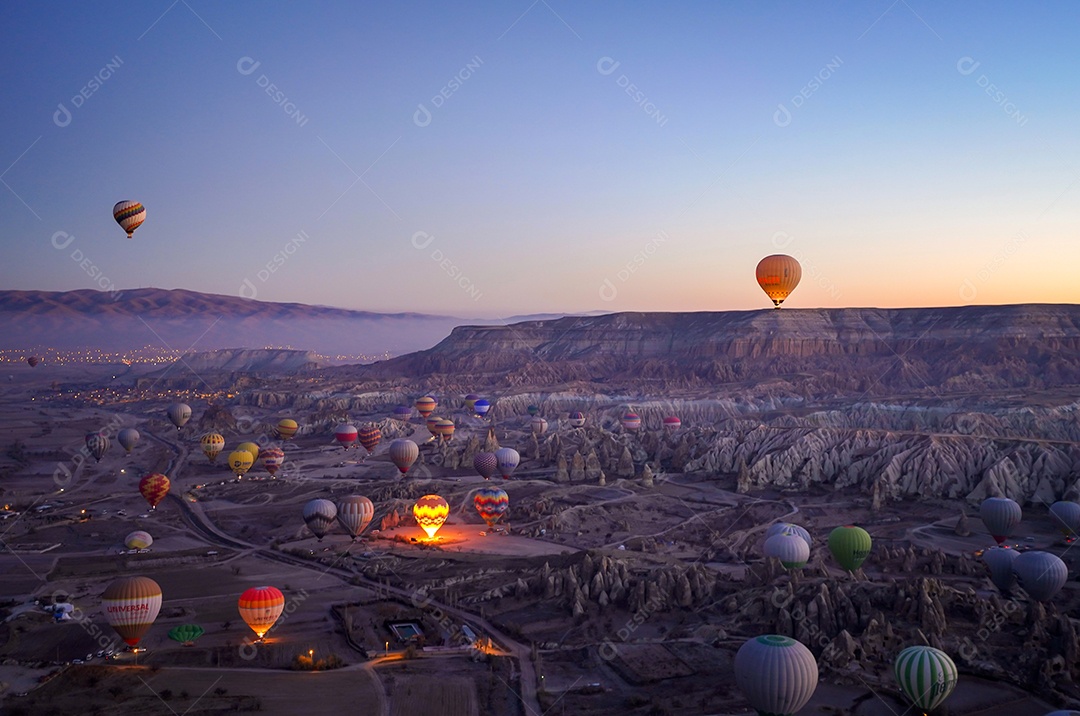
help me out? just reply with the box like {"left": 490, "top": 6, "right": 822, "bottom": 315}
{"left": 1, "top": 1, "right": 1077, "bottom": 317}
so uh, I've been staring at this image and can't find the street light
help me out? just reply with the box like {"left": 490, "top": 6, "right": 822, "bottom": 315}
{"left": 385, "top": 641, "right": 389, "bottom": 655}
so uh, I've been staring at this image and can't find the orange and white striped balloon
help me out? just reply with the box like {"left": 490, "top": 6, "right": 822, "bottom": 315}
{"left": 102, "top": 576, "right": 162, "bottom": 646}
{"left": 238, "top": 586, "right": 285, "bottom": 639}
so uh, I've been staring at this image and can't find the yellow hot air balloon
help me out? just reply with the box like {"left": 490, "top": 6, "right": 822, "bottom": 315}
{"left": 228, "top": 450, "right": 254, "bottom": 478}
{"left": 102, "top": 576, "right": 162, "bottom": 647}
{"left": 236, "top": 441, "right": 261, "bottom": 462}
{"left": 238, "top": 586, "right": 285, "bottom": 640}
{"left": 756, "top": 254, "right": 802, "bottom": 308}
{"left": 276, "top": 418, "right": 298, "bottom": 439}
{"left": 201, "top": 433, "right": 225, "bottom": 462}
{"left": 413, "top": 495, "right": 449, "bottom": 539}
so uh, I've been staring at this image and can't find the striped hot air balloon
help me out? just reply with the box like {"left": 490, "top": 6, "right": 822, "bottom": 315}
{"left": 1014, "top": 551, "right": 1068, "bottom": 602}
{"left": 302, "top": 499, "right": 337, "bottom": 541}
{"left": 434, "top": 418, "right": 456, "bottom": 441}
{"left": 85, "top": 431, "right": 110, "bottom": 462}
{"left": 894, "top": 646, "right": 958, "bottom": 713}
{"left": 474, "top": 452, "right": 498, "bottom": 480}
{"left": 621, "top": 413, "right": 641, "bottom": 432}
{"left": 473, "top": 399, "right": 491, "bottom": 417}
{"left": 981, "top": 497, "right": 1022, "bottom": 544}
{"left": 413, "top": 495, "right": 449, "bottom": 539}
{"left": 276, "top": 418, "right": 298, "bottom": 439}
{"left": 495, "top": 447, "right": 519, "bottom": 480}
{"left": 766, "top": 522, "right": 813, "bottom": 547}
{"left": 568, "top": 411, "right": 586, "bottom": 428}
{"left": 982, "top": 546, "right": 1019, "bottom": 594}
{"left": 238, "top": 586, "right": 285, "bottom": 639}
{"left": 138, "top": 473, "right": 170, "bottom": 510}
{"left": 102, "top": 576, "right": 162, "bottom": 646}
{"left": 117, "top": 428, "right": 140, "bottom": 454}
{"left": 415, "top": 396, "right": 437, "bottom": 418}
{"left": 389, "top": 439, "right": 419, "bottom": 475}
{"left": 124, "top": 530, "right": 153, "bottom": 550}
{"left": 337, "top": 496, "right": 374, "bottom": 540}
{"left": 168, "top": 624, "right": 205, "bottom": 646}
{"left": 166, "top": 402, "right": 191, "bottom": 430}
{"left": 464, "top": 394, "right": 480, "bottom": 412}
{"left": 663, "top": 416, "right": 681, "bottom": 430}
{"left": 1049, "top": 501, "right": 1080, "bottom": 538}
{"left": 261, "top": 447, "right": 285, "bottom": 476}
{"left": 358, "top": 425, "right": 382, "bottom": 453}
{"left": 530, "top": 416, "right": 548, "bottom": 436}
{"left": 735, "top": 635, "right": 818, "bottom": 716}
{"left": 334, "top": 423, "right": 358, "bottom": 449}
{"left": 474, "top": 487, "right": 509, "bottom": 529}
{"left": 201, "top": 433, "right": 225, "bottom": 462}
{"left": 113, "top": 200, "right": 146, "bottom": 238}
{"left": 764, "top": 532, "right": 810, "bottom": 569}
{"left": 393, "top": 405, "right": 412, "bottom": 421}
{"left": 756, "top": 254, "right": 802, "bottom": 308}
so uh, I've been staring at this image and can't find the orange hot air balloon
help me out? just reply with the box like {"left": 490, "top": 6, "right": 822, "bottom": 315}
{"left": 358, "top": 425, "right": 382, "bottom": 454}
{"left": 102, "top": 576, "right": 162, "bottom": 646}
{"left": 415, "top": 396, "right": 437, "bottom": 418}
{"left": 413, "top": 494, "right": 449, "bottom": 539}
{"left": 434, "top": 418, "right": 456, "bottom": 441}
{"left": 238, "top": 586, "right": 285, "bottom": 639}
{"left": 756, "top": 254, "right": 802, "bottom": 308}
{"left": 139, "top": 473, "right": 170, "bottom": 509}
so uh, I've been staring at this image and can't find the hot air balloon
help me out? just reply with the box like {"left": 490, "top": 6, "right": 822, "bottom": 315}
{"left": 526, "top": 405, "right": 540, "bottom": 417}
{"left": 337, "top": 496, "right": 374, "bottom": 540}
{"left": 414, "top": 495, "right": 449, "bottom": 539}
{"left": 568, "top": 411, "right": 586, "bottom": 428}
{"left": 734, "top": 635, "right": 818, "bottom": 716}
{"left": 425, "top": 415, "right": 442, "bottom": 439}
{"left": 227, "top": 450, "right": 254, "bottom": 478}
{"left": 1014, "top": 551, "right": 1068, "bottom": 602}
{"left": 1049, "top": 501, "right": 1080, "bottom": 538}
{"left": 766, "top": 523, "right": 813, "bottom": 547}
{"left": 117, "top": 428, "right": 140, "bottom": 454}
{"left": 474, "top": 452, "right": 498, "bottom": 480}
{"left": 112, "top": 200, "right": 146, "bottom": 238}
{"left": 238, "top": 586, "right": 284, "bottom": 640}
{"left": 982, "top": 547, "right": 1019, "bottom": 594}
{"left": 663, "top": 416, "right": 681, "bottom": 431}
{"left": 465, "top": 394, "right": 479, "bottom": 412}
{"left": 981, "top": 497, "right": 1021, "bottom": 544}
{"left": 276, "top": 418, "right": 298, "bottom": 440}
{"left": 474, "top": 487, "right": 509, "bottom": 529}
{"left": 474, "top": 399, "right": 491, "bottom": 417}
{"left": 102, "top": 576, "right": 162, "bottom": 646}
{"left": 756, "top": 254, "right": 802, "bottom": 308}
{"left": 168, "top": 624, "right": 205, "bottom": 646}
{"left": 495, "top": 447, "right": 520, "bottom": 480}
{"left": 125, "top": 530, "right": 153, "bottom": 550}
{"left": 894, "top": 646, "right": 957, "bottom": 714}
{"left": 389, "top": 439, "right": 419, "bottom": 475}
{"left": 334, "top": 423, "right": 358, "bottom": 449}
{"left": 236, "top": 441, "right": 261, "bottom": 462}
{"left": 764, "top": 532, "right": 810, "bottom": 569}
{"left": 27, "top": 356, "right": 40, "bottom": 367}
{"left": 358, "top": 425, "right": 382, "bottom": 454}
{"left": 393, "top": 405, "right": 412, "bottom": 421}
{"left": 201, "top": 433, "right": 225, "bottom": 462}
{"left": 415, "top": 396, "right": 437, "bottom": 418}
{"left": 139, "top": 473, "right": 170, "bottom": 509}
{"left": 166, "top": 402, "right": 191, "bottom": 430}
{"left": 302, "top": 499, "right": 337, "bottom": 541}
{"left": 530, "top": 416, "right": 548, "bottom": 436}
{"left": 85, "top": 431, "right": 110, "bottom": 462}
{"left": 435, "top": 418, "right": 456, "bottom": 441}
{"left": 828, "top": 525, "right": 871, "bottom": 572}
{"left": 621, "top": 413, "right": 641, "bottom": 432}
{"left": 261, "top": 447, "right": 285, "bottom": 476}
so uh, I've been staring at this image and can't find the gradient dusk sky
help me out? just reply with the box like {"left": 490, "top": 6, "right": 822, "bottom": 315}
{"left": 0, "top": 1, "right": 1076, "bottom": 318}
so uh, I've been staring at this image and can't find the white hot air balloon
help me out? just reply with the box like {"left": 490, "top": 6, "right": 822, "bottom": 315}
{"left": 734, "top": 635, "right": 818, "bottom": 715}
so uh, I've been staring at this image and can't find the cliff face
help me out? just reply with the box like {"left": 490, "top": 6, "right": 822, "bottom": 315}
{"left": 359, "top": 305, "right": 1080, "bottom": 395}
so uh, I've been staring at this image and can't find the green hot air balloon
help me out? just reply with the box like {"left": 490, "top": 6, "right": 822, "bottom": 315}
{"left": 828, "top": 525, "right": 872, "bottom": 572}
{"left": 168, "top": 624, "right": 205, "bottom": 646}
{"left": 894, "top": 645, "right": 957, "bottom": 714}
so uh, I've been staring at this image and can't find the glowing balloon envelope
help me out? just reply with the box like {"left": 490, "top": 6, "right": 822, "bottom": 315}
{"left": 474, "top": 452, "right": 498, "bottom": 480}
{"left": 201, "top": 433, "right": 225, "bottom": 462}
{"left": 337, "top": 496, "right": 374, "bottom": 540}
{"left": 982, "top": 546, "right": 1020, "bottom": 593}
{"left": 118, "top": 428, "right": 140, "bottom": 454}
{"left": 474, "top": 487, "right": 509, "bottom": 529}
{"left": 894, "top": 646, "right": 957, "bottom": 713}
{"left": 238, "top": 586, "right": 285, "bottom": 639}
{"left": 756, "top": 254, "right": 802, "bottom": 308}
{"left": 302, "top": 498, "right": 337, "bottom": 541}
{"left": 85, "top": 431, "right": 110, "bottom": 462}
{"left": 981, "top": 497, "right": 1022, "bottom": 544}
{"left": 734, "top": 635, "right": 818, "bottom": 716}
{"left": 139, "top": 473, "right": 170, "bottom": 509}
{"left": 764, "top": 532, "right": 810, "bottom": 569}
{"left": 568, "top": 411, "right": 586, "bottom": 428}
{"left": 228, "top": 450, "right": 254, "bottom": 478}
{"left": 113, "top": 200, "right": 146, "bottom": 238}
{"left": 358, "top": 425, "right": 382, "bottom": 453}
{"left": 334, "top": 423, "right": 357, "bottom": 449}
{"left": 276, "top": 418, "right": 298, "bottom": 439}
{"left": 415, "top": 396, "right": 437, "bottom": 418}
{"left": 1013, "top": 551, "right": 1068, "bottom": 602}
{"left": 125, "top": 530, "right": 153, "bottom": 550}
{"left": 495, "top": 447, "right": 520, "bottom": 480}
{"left": 414, "top": 494, "right": 449, "bottom": 539}
{"left": 828, "top": 525, "right": 871, "bottom": 572}
{"left": 102, "top": 576, "right": 162, "bottom": 646}
{"left": 166, "top": 402, "right": 191, "bottom": 430}
{"left": 389, "top": 439, "right": 419, "bottom": 475}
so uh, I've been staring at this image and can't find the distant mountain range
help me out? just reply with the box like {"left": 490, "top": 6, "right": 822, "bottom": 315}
{"left": 0, "top": 288, "right": 601, "bottom": 359}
